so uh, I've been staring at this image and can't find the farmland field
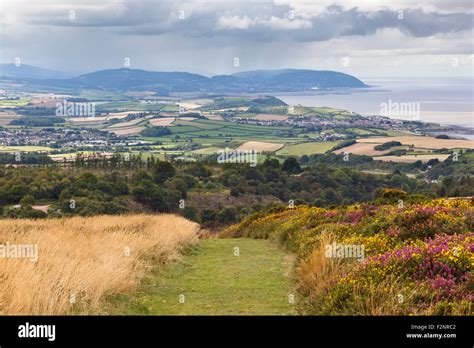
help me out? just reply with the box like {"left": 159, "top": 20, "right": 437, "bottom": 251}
{"left": 149, "top": 117, "right": 175, "bottom": 126}
{"left": 0, "top": 145, "right": 53, "bottom": 152}
{"left": 277, "top": 141, "right": 340, "bottom": 156}
{"left": 0, "top": 111, "right": 21, "bottom": 126}
{"left": 357, "top": 136, "right": 474, "bottom": 150}
{"left": 109, "top": 126, "right": 145, "bottom": 136}
{"left": 333, "top": 143, "right": 390, "bottom": 156}
{"left": 237, "top": 141, "right": 284, "bottom": 152}
{"left": 190, "top": 147, "right": 221, "bottom": 155}
{"left": 0, "top": 98, "right": 31, "bottom": 107}
{"left": 253, "top": 114, "right": 289, "bottom": 121}
{"left": 373, "top": 154, "right": 451, "bottom": 163}
{"left": 106, "top": 117, "right": 148, "bottom": 129}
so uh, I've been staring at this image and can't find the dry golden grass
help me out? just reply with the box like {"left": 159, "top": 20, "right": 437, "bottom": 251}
{"left": 0, "top": 214, "right": 199, "bottom": 315}
{"left": 296, "top": 232, "right": 415, "bottom": 315}
{"left": 297, "top": 231, "right": 345, "bottom": 306}
{"left": 348, "top": 276, "right": 417, "bottom": 315}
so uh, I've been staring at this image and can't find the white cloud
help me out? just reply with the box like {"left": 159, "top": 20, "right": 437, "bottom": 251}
{"left": 216, "top": 15, "right": 254, "bottom": 30}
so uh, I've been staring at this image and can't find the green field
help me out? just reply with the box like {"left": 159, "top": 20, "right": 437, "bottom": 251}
{"left": 190, "top": 147, "right": 221, "bottom": 155}
{"left": 96, "top": 101, "right": 165, "bottom": 112}
{"left": 0, "top": 98, "right": 31, "bottom": 107}
{"left": 376, "top": 129, "right": 412, "bottom": 137}
{"left": 0, "top": 145, "right": 52, "bottom": 152}
{"left": 104, "top": 238, "right": 295, "bottom": 315}
{"left": 276, "top": 141, "right": 340, "bottom": 156}
{"left": 161, "top": 105, "right": 179, "bottom": 112}
{"left": 79, "top": 90, "right": 126, "bottom": 101}
{"left": 347, "top": 128, "right": 376, "bottom": 135}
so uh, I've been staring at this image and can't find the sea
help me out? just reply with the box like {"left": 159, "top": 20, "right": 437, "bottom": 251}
{"left": 273, "top": 77, "right": 474, "bottom": 139}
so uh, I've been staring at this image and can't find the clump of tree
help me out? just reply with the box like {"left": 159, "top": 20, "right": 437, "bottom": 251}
{"left": 140, "top": 126, "right": 172, "bottom": 137}
{"left": 5, "top": 194, "right": 47, "bottom": 219}
{"left": 331, "top": 139, "right": 356, "bottom": 151}
{"left": 374, "top": 141, "right": 402, "bottom": 151}
{"left": 10, "top": 117, "right": 65, "bottom": 127}
{"left": 15, "top": 107, "right": 57, "bottom": 116}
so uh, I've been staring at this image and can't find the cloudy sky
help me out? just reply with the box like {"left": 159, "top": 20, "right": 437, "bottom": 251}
{"left": 0, "top": 0, "right": 473, "bottom": 77}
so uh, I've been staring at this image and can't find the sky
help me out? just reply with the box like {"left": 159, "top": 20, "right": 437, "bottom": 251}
{"left": 0, "top": 0, "right": 473, "bottom": 78}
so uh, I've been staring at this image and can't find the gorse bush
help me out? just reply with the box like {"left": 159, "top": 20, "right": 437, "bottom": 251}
{"left": 223, "top": 198, "right": 474, "bottom": 315}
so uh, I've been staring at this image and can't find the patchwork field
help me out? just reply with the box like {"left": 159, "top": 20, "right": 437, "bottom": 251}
{"left": 109, "top": 126, "right": 145, "bottom": 136}
{"left": 49, "top": 152, "right": 114, "bottom": 162}
{"left": 0, "top": 145, "right": 52, "bottom": 152}
{"left": 106, "top": 118, "right": 147, "bottom": 129}
{"left": 277, "top": 141, "right": 340, "bottom": 156}
{"left": 68, "top": 116, "right": 110, "bottom": 123}
{"left": 149, "top": 117, "right": 175, "bottom": 126}
{"left": 190, "top": 147, "right": 221, "bottom": 155}
{"left": 333, "top": 143, "right": 389, "bottom": 156}
{"left": 373, "top": 154, "right": 451, "bottom": 163}
{"left": 202, "top": 114, "right": 224, "bottom": 120}
{"left": 178, "top": 102, "right": 202, "bottom": 109}
{"left": 0, "top": 98, "right": 31, "bottom": 107}
{"left": 237, "top": 141, "right": 284, "bottom": 152}
{"left": 333, "top": 135, "right": 474, "bottom": 162}
{"left": 357, "top": 136, "right": 474, "bottom": 150}
{"left": 0, "top": 111, "right": 21, "bottom": 126}
{"left": 253, "top": 114, "right": 289, "bottom": 121}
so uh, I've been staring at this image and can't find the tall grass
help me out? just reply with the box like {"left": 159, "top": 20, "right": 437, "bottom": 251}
{"left": 0, "top": 214, "right": 199, "bottom": 315}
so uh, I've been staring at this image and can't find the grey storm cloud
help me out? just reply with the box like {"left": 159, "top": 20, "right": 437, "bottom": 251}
{"left": 1, "top": 0, "right": 472, "bottom": 76}
{"left": 26, "top": 1, "right": 473, "bottom": 42}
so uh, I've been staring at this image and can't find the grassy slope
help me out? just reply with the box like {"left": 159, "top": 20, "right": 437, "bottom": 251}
{"left": 105, "top": 238, "right": 295, "bottom": 315}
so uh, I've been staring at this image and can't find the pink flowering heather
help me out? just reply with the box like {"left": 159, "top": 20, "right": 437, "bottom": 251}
{"left": 360, "top": 233, "right": 473, "bottom": 301}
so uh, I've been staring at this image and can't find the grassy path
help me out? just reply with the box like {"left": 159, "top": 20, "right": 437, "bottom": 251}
{"left": 105, "top": 238, "right": 295, "bottom": 315}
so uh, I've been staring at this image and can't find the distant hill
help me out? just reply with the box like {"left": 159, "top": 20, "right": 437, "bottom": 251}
{"left": 223, "top": 69, "right": 367, "bottom": 91}
{"left": 1, "top": 65, "right": 368, "bottom": 93}
{"left": 78, "top": 68, "right": 212, "bottom": 90}
{"left": 0, "top": 64, "right": 72, "bottom": 80}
